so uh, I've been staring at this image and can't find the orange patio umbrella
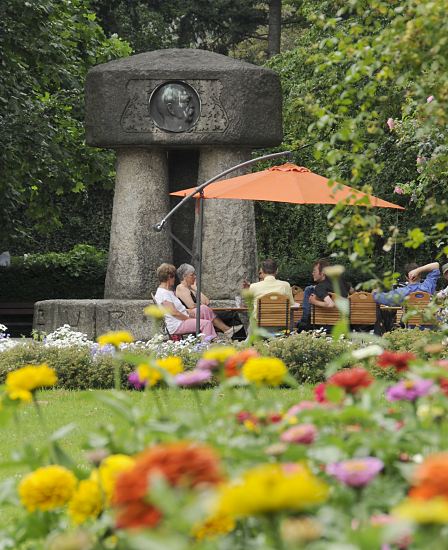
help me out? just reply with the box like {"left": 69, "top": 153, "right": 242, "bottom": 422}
{"left": 170, "top": 163, "right": 404, "bottom": 209}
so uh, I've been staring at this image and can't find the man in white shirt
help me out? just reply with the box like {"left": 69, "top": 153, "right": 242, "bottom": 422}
{"left": 249, "top": 259, "right": 295, "bottom": 310}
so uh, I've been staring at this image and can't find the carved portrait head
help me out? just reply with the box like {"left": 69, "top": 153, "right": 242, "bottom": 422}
{"left": 149, "top": 81, "right": 200, "bottom": 133}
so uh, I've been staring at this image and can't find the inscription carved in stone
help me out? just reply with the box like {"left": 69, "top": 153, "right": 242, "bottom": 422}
{"left": 121, "top": 79, "right": 228, "bottom": 134}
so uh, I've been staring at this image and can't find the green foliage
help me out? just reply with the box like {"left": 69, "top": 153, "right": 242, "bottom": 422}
{"left": 0, "top": 245, "right": 107, "bottom": 301}
{"left": 254, "top": 333, "right": 353, "bottom": 384}
{"left": 0, "top": 0, "right": 131, "bottom": 248}
{"left": 91, "top": 0, "right": 266, "bottom": 55}
{"left": 0, "top": 344, "right": 200, "bottom": 390}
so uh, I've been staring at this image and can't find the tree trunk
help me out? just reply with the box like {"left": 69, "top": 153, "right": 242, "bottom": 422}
{"left": 268, "top": 0, "right": 282, "bottom": 58}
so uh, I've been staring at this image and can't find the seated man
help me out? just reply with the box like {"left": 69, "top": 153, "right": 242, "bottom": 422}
{"left": 373, "top": 261, "right": 440, "bottom": 306}
{"left": 249, "top": 259, "right": 295, "bottom": 310}
{"left": 298, "top": 259, "right": 350, "bottom": 328}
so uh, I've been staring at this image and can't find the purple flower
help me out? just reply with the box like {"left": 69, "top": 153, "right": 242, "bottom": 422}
{"left": 196, "top": 358, "right": 219, "bottom": 371}
{"left": 128, "top": 371, "right": 146, "bottom": 390}
{"left": 174, "top": 369, "right": 212, "bottom": 387}
{"left": 386, "top": 378, "right": 433, "bottom": 402}
{"left": 427, "top": 95, "right": 435, "bottom": 103}
{"left": 386, "top": 118, "right": 395, "bottom": 131}
{"left": 416, "top": 156, "right": 427, "bottom": 165}
{"left": 393, "top": 185, "right": 404, "bottom": 195}
{"left": 326, "top": 457, "right": 384, "bottom": 487}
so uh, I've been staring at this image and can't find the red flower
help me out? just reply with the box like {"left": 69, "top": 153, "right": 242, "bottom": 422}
{"left": 225, "top": 349, "right": 259, "bottom": 378}
{"left": 113, "top": 442, "right": 222, "bottom": 529}
{"left": 439, "top": 378, "right": 448, "bottom": 397}
{"left": 236, "top": 411, "right": 258, "bottom": 424}
{"left": 268, "top": 413, "right": 283, "bottom": 424}
{"left": 328, "top": 367, "right": 373, "bottom": 394}
{"left": 377, "top": 351, "right": 416, "bottom": 372}
{"left": 314, "top": 382, "right": 329, "bottom": 403}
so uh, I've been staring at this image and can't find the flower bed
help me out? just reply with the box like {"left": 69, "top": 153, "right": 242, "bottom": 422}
{"left": 1, "top": 316, "right": 448, "bottom": 548}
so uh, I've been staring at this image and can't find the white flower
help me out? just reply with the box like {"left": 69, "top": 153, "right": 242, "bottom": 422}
{"left": 352, "top": 345, "right": 384, "bottom": 360}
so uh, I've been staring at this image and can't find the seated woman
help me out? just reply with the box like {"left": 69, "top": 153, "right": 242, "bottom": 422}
{"left": 153, "top": 263, "right": 236, "bottom": 340}
{"left": 175, "top": 263, "right": 243, "bottom": 338}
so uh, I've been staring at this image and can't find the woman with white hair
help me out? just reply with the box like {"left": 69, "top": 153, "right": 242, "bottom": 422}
{"left": 176, "top": 263, "right": 243, "bottom": 338}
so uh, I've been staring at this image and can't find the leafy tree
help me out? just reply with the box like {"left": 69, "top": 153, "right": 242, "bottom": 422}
{"left": 260, "top": 0, "right": 448, "bottom": 283}
{"left": 0, "top": 0, "right": 131, "bottom": 250}
{"left": 90, "top": 0, "right": 266, "bottom": 55}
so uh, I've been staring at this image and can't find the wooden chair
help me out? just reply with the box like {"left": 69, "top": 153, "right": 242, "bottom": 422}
{"left": 402, "top": 291, "right": 432, "bottom": 327}
{"left": 349, "top": 292, "right": 377, "bottom": 327}
{"left": 257, "top": 292, "right": 291, "bottom": 333}
{"left": 291, "top": 289, "right": 304, "bottom": 327}
{"left": 311, "top": 293, "right": 341, "bottom": 326}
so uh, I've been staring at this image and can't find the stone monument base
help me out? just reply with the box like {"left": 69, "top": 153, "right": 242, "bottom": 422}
{"left": 33, "top": 300, "right": 154, "bottom": 341}
{"left": 33, "top": 299, "right": 244, "bottom": 341}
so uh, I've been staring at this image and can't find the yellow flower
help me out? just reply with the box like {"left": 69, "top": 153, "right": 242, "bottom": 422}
{"left": 156, "top": 356, "right": 184, "bottom": 375}
{"left": 144, "top": 304, "right": 168, "bottom": 319}
{"left": 192, "top": 513, "right": 235, "bottom": 540}
{"left": 242, "top": 357, "right": 287, "bottom": 386}
{"left": 393, "top": 497, "right": 448, "bottom": 523}
{"left": 19, "top": 465, "right": 77, "bottom": 512}
{"left": 6, "top": 363, "right": 57, "bottom": 402}
{"left": 217, "top": 463, "right": 328, "bottom": 517}
{"left": 203, "top": 346, "right": 237, "bottom": 363}
{"left": 98, "top": 454, "right": 135, "bottom": 503}
{"left": 68, "top": 478, "right": 103, "bottom": 524}
{"left": 137, "top": 363, "right": 162, "bottom": 387}
{"left": 281, "top": 517, "right": 322, "bottom": 543}
{"left": 97, "top": 331, "right": 134, "bottom": 348}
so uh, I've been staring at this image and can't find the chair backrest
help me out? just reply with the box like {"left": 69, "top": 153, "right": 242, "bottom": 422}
{"left": 312, "top": 293, "right": 341, "bottom": 326}
{"left": 349, "top": 291, "right": 377, "bottom": 325}
{"left": 403, "top": 291, "right": 432, "bottom": 326}
{"left": 257, "top": 292, "right": 291, "bottom": 331}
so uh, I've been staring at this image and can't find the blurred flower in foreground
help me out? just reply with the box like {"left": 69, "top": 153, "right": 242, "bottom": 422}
{"left": 281, "top": 517, "right": 322, "bottom": 544}
{"left": 386, "top": 379, "right": 433, "bottom": 402}
{"left": 224, "top": 348, "right": 259, "bottom": 377}
{"left": 326, "top": 457, "right": 384, "bottom": 487}
{"left": 328, "top": 367, "right": 373, "bottom": 394}
{"left": 217, "top": 463, "right": 328, "bottom": 517}
{"left": 144, "top": 304, "right": 169, "bottom": 319}
{"left": 19, "top": 465, "right": 77, "bottom": 512}
{"left": 377, "top": 351, "right": 416, "bottom": 372}
{"left": 6, "top": 363, "right": 57, "bottom": 402}
{"left": 393, "top": 497, "right": 448, "bottom": 523}
{"left": 409, "top": 453, "right": 448, "bottom": 500}
{"left": 113, "top": 442, "right": 222, "bottom": 529}
{"left": 97, "top": 331, "right": 134, "bottom": 348}
{"left": 68, "top": 478, "right": 102, "bottom": 524}
{"left": 192, "top": 513, "right": 235, "bottom": 540}
{"left": 387, "top": 117, "right": 395, "bottom": 130}
{"left": 202, "top": 346, "right": 237, "bottom": 364}
{"left": 281, "top": 424, "right": 317, "bottom": 445}
{"left": 175, "top": 369, "right": 212, "bottom": 387}
{"left": 394, "top": 186, "right": 404, "bottom": 194}
{"left": 242, "top": 357, "right": 287, "bottom": 386}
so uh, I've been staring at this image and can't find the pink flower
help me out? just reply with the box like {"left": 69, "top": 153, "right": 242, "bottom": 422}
{"left": 314, "top": 382, "right": 329, "bottom": 402}
{"left": 286, "top": 401, "right": 319, "bottom": 415}
{"left": 128, "top": 371, "right": 146, "bottom": 390}
{"left": 386, "top": 378, "right": 433, "bottom": 402}
{"left": 326, "top": 457, "right": 384, "bottom": 487}
{"left": 280, "top": 424, "right": 317, "bottom": 445}
{"left": 416, "top": 156, "right": 427, "bottom": 164}
{"left": 174, "top": 369, "right": 212, "bottom": 387}
{"left": 427, "top": 95, "right": 435, "bottom": 103}
{"left": 196, "top": 358, "right": 219, "bottom": 371}
{"left": 387, "top": 118, "right": 395, "bottom": 130}
{"left": 394, "top": 186, "right": 404, "bottom": 195}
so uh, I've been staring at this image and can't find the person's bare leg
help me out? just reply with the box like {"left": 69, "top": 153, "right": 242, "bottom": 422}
{"left": 212, "top": 317, "right": 231, "bottom": 333}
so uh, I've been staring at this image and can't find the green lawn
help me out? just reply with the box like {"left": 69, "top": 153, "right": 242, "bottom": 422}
{"left": 0, "top": 387, "right": 311, "bottom": 526}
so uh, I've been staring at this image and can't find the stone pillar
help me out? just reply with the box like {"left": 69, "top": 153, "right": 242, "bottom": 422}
{"left": 104, "top": 149, "right": 171, "bottom": 298}
{"left": 196, "top": 148, "right": 258, "bottom": 299}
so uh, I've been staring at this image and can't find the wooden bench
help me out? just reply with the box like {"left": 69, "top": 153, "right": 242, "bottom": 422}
{"left": 0, "top": 302, "right": 35, "bottom": 336}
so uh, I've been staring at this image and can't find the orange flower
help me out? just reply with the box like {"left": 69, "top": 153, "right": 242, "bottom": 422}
{"left": 113, "top": 442, "right": 223, "bottom": 529}
{"left": 409, "top": 453, "right": 448, "bottom": 501}
{"left": 328, "top": 368, "right": 373, "bottom": 394}
{"left": 225, "top": 349, "right": 259, "bottom": 378}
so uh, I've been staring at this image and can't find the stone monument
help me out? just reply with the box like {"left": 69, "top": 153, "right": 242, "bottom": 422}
{"left": 33, "top": 49, "right": 282, "bottom": 339}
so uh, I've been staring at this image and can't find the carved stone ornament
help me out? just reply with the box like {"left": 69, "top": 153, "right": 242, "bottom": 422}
{"left": 121, "top": 79, "right": 228, "bottom": 134}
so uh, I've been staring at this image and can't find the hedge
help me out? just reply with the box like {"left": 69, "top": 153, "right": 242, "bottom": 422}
{"left": 0, "top": 244, "right": 106, "bottom": 301}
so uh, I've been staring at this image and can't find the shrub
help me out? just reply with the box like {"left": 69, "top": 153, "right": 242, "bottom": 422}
{"left": 383, "top": 328, "right": 446, "bottom": 356}
{"left": 254, "top": 333, "right": 354, "bottom": 384}
{"left": 0, "top": 343, "right": 201, "bottom": 390}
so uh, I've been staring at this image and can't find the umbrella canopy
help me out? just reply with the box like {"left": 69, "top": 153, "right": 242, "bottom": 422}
{"left": 170, "top": 163, "right": 404, "bottom": 209}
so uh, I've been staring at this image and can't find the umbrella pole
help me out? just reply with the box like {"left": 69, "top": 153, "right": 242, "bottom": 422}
{"left": 195, "top": 192, "right": 204, "bottom": 337}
